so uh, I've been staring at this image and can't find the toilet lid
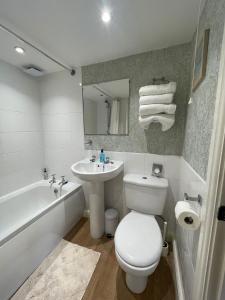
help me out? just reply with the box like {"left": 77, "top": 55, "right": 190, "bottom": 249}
{"left": 115, "top": 211, "right": 162, "bottom": 267}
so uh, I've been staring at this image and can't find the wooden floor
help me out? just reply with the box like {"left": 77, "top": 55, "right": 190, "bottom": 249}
{"left": 65, "top": 218, "right": 176, "bottom": 300}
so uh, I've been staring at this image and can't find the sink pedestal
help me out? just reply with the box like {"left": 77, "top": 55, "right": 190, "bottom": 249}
{"left": 71, "top": 159, "right": 124, "bottom": 239}
{"left": 89, "top": 182, "right": 105, "bottom": 239}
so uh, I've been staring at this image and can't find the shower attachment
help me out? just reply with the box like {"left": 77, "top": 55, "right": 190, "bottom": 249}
{"left": 105, "top": 100, "right": 112, "bottom": 135}
{"left": 93, "top": 85, "right": 113, "bottom": 134}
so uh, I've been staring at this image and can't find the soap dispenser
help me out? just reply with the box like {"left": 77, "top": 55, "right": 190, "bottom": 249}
{"left": 99, "top": 149, "right": 105, "bottom": 163}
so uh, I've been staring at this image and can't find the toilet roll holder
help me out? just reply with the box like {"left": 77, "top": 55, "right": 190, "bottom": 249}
{"left": 184, "top": 193, "right": 202, "bottom": 206}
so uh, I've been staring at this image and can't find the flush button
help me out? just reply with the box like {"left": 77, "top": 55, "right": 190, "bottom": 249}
{"left": 152, "top": 163, "right": 163, "bottom": 177}
{"left": 154, "top": 168, "right": 160, "bottom": 174}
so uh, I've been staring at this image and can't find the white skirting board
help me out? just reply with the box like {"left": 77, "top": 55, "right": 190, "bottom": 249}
{"left": 173, "top": 240, "right": 185, "bottom": 300}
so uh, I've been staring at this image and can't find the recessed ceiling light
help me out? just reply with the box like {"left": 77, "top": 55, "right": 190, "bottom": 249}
{"left": 101, "top": 10, "right": 111, "bottom": 23}
{"left": 14, "top": 46, "right": 25, "bottom": 54}
{"left": 79, "top": 82, "right": 82, "bottom": 86}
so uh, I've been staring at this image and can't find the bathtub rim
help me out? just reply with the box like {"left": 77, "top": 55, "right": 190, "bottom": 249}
{"left": 0, "top": 180, "right": 82, "bottom": 247}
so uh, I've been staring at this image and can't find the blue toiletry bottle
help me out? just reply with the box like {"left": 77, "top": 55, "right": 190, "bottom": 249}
{"left": 99, "top": 149, "right": 105, "bottom": 163}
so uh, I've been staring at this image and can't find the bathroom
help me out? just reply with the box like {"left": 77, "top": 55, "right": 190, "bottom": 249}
{"left": 1, "top": 0, "right": 225, "bottom": 299}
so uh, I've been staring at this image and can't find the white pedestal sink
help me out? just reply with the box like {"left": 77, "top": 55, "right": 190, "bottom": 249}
{"left": 71, "top": 159, "right": 124, "bottom": 238}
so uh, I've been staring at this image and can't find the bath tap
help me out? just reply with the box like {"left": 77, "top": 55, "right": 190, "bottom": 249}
{"left": 58, "top": 176, "right": 68, "bottom": 187}
{"left": 49, "top": 174, "right": 56, "bottom": 188}
{"left": 58, "top": 176, "right": 68, "bottom": 196}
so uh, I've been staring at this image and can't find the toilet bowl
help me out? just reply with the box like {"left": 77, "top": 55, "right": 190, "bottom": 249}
{"left": 115, "top": 211, "right": 163, "bottom": 293}
{"left": 115, "top": 173, "right": 168, "bottom": 293}
{"left": 115, "top": 250, "right": 159, "bottom": 293}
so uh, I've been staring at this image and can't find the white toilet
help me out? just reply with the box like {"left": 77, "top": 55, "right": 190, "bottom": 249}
{"left": 115, "top": 173, "right": 168, "bottom": 294}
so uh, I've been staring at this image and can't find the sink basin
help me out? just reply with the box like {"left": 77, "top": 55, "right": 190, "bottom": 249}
{"left": 71, "top": 159, "right": 124, "bottom": 239}
{"left": 71, "top": 159, "right": 124, "bottom": 182}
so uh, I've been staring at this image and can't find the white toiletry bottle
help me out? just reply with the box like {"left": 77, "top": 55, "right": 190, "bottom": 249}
{"left": 43, "top": 168, "right": 48, "bottom": 180}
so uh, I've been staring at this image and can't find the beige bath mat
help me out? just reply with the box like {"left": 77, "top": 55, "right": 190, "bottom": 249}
{"left": 11, "top": 239, "right": 101, "bottom": 300}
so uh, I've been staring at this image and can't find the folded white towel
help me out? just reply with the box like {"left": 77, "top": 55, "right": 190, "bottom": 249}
{"left": 139, "top": 93, "right": 174, "bottom": 105}
{"left": 139, "top": 82, "right": 177, "bottom": 96}
{"left": 139, "top": 114, "right": 175, "bottom": 131}
{"left": 139, "top": 104, "right": 176, "bottom": 116}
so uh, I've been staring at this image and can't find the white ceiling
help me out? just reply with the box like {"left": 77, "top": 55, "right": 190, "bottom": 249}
{"left": 0, "top": 28, "right": 63, "bottom": 74}
{"left": 0, "top": 0, "right": 201, "bottom": 71}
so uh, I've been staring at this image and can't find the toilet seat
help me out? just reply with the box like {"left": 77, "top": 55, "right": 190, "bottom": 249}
{"left": 115, "top": 249, "right": 160, "bottom": 277}
{"left": 115, "top": 211, "right": 162, "bottom": 268}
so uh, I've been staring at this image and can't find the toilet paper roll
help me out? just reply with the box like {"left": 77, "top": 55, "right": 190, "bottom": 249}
{"left": 175, "top": 201, "right": 201, "bottom": 231}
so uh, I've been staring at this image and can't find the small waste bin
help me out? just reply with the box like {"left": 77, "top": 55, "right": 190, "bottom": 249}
{"left": 105, "top": 208, "right": 119, "bottom": 238}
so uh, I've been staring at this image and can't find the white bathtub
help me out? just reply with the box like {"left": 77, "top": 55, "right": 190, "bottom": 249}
{"left": 0, "top": 180, "right": 85, "bottom": 300}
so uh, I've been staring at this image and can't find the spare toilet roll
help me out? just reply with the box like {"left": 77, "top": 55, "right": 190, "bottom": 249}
{"left": 175, "top": 201, "right": 201, "bottom": 231}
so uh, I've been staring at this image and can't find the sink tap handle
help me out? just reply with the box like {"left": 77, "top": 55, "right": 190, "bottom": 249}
{"left": 105, "top": 157, "right": 110, "bottom": 164}
{"left": 90, "top": 155, "right": 96, "bottom": 162}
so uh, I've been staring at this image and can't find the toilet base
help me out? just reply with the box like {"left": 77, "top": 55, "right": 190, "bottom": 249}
{"left": 126, "top": 273, "right": 148, "bottom": 294}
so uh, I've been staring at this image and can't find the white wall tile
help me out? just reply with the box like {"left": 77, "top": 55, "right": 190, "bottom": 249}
{"left": 0, "top": 61, "right": 40, "bottom": 113}
{"left": 43, "top": 132, "right": 71, "bottom": 150}
{"left": 0, "top": 111, "right": 24, "bottom": 132}
{"left": 40, "top": 70, "right": 84, "bottom": 182}
{"left": 40, "top": 69, "right": 83, "bottom": 114}
{"left": 42, "top": 113, "right": 73, "bottom": 132}
{"left": 0, "top": 133, "right": 22, "bottom": 153}
{"left": 176, "top": 157, "right": 207, "bottom": 299}
{"left": 124, "top": 152, "right": 145, "bottom": 174}
{"left": 70, "top": 113, "right": 85, "bottom": 142}
{"left": 106, "top": 151, "right": 127, "bottom": 162}
{"left": 0, "top": 60, "right": 44, "bottom": 196}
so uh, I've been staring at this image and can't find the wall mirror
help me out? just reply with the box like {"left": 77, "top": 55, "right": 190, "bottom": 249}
{"left": 83, "top": 79, "right": 129, "bottom": 135}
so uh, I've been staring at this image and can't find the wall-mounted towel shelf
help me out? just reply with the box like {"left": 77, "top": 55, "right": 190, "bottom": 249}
{"left": 138, "top": 80, "right": 177, "bottom": 131}
{"left": 152, "top": 77, "right": 169, "bottom": 85}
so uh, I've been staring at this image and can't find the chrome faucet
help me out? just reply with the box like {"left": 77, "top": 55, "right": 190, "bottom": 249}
{"left": 85, "top": 139, "right": 93, "bottom": 146}
{"left": 58, "top": 176, "right": 68, "bottom": 188}
{"left": 49, "top": 174, "right": 56, "bottom": 188}
{"left": 90, "top": 155, "right": 96, "bottom": 162}
{"left": 105, "top": 156, "right": 110, "bottom": 164}
{"left": 58, "top": 176, "right": 68, "bottom": 196}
